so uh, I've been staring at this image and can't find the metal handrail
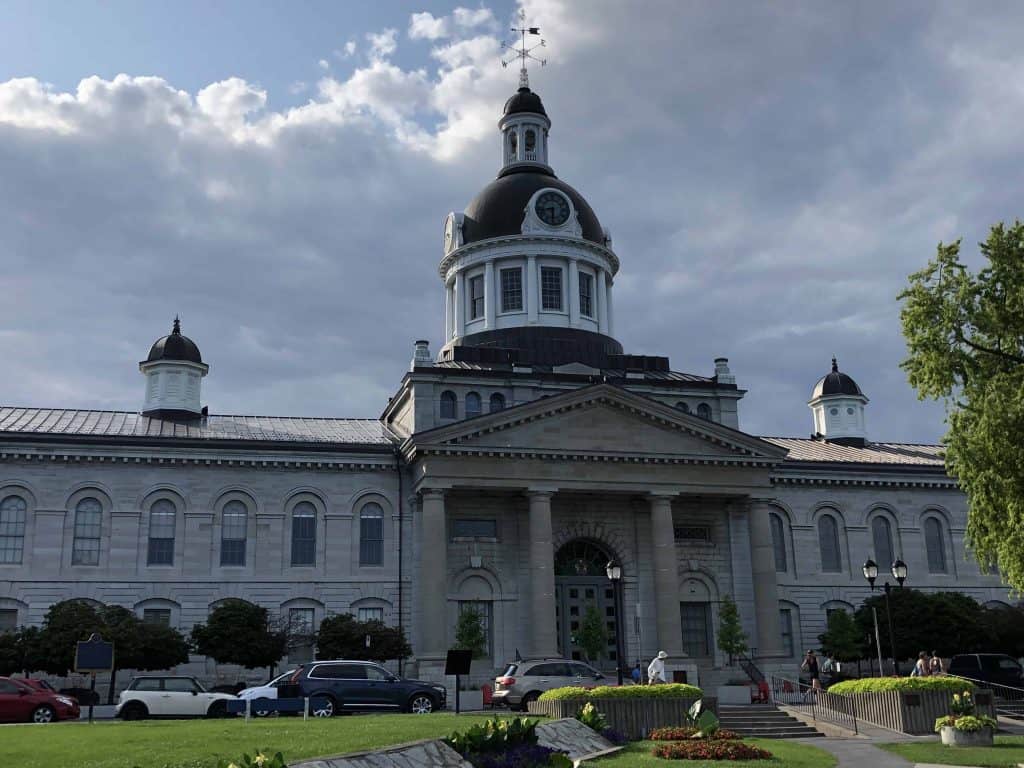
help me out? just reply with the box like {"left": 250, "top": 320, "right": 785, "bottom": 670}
{"left": 737, "top": 652, "right": 765, "bottom": 684}
{"left": 946, "top": 673, "right": 1024, "bottom": 719}
{"left": 769, "top": 674, "right": 858, "bottom": 735}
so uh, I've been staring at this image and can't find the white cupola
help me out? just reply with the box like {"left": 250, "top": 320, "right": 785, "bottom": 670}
{"left": 499, "top": 86, "right": 551, "bottom": 172}
{"left": 139, "top": 317, "right": 209, "bottom": 419}
{"left": 808, "top": 357, "right": 868, "bottom": 447}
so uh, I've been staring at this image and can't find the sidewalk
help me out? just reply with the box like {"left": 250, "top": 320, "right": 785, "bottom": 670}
{"left": 799, "top": 738, "right": 914, "bottom": 768}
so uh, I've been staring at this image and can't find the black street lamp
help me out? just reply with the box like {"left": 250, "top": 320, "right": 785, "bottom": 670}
{"left": 862, "top": 558, "right": 908, "bottom": 676}
{"left": 606, "top": 560, "right": 625, "bottom": 686}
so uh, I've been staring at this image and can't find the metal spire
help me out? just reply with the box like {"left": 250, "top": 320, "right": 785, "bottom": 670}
{"left": 501, "top": 9, "right": 546, "bottom": 88}
{"left": 173, "top": 315, "right": 181, "bottom": 334}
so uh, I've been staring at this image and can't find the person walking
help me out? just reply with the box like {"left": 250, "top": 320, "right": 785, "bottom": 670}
{"left": 647, "top": 651, "right": 668, "bottom": 685}
{"left": 928, "top": 651, "right": 944, "bottom": 676}
{"left": 631, "top": 662, "right": 642, "bottom": 685}
{"left": 800, "top": 650, "right": 821, "bottom": 700}
{"left": 913, "top": 651, "right": 930, "bottom": 677}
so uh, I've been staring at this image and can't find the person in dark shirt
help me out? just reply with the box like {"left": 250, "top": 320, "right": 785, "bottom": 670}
{"left": 801, "top": 649, "right": 821, "bottom": 700}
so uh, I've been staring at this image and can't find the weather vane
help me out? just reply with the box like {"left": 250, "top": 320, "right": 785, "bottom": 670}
{"left": 501, "top": 9, "right": 546, "bottom": 89}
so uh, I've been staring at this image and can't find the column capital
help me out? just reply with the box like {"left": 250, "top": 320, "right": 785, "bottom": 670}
{"left": 420, "top": 488, "right": 446, "bottom": 500}
{"left": 526, "top": 489, "right": 555, "bottom": 501}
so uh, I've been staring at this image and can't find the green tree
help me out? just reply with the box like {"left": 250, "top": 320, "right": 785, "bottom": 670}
{"left": 979, "top": 604, "right": 1024, "bottom": 657}
{"left": 854, "top": 589, "right": 986, "bottom": 660}
{"left": 0, "top": 627, "right": 31, "bottom": 676}
{"left": 34, "top": 600, "right": 106, "bottom": 675}
{"left": 716, "top": 595, "right": 748, "bottom": 662}
{"left": 576, "top": 604, "right": 607, "bottom": 664}
{"left": 315, "top": 614, "right": 412, "bottom": 662}
{"left": 818, "top": 610, "right": 862, "bottom": 663}
{"left": 99, "top": 606, "right": 189, "bottom": 703}
{"left": 190, "top": 599, "right": 286, "bottom": 674}
{"left": 453, "top": 606, "right": 488, "bottom": 659}
{"left": 899, "top": 221, "right": 1024, "bottom": 589}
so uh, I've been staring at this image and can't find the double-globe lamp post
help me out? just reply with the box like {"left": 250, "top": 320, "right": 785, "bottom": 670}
{"left": 862, "top": 558, "right": 909, "bottom": 676}
{"left": 606, "top": 560, "right": 625, "bottom": 687}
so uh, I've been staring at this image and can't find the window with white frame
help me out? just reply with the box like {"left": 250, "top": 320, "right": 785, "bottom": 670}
{"left": 291, "top": 501, "right": 317, "bottom": 566}
{"left": 541, "top": 267, "right": 563, "bottom": 311}
{"left": 359, "top": 502, "right": 384, "bottom": 566}
{"left": 500, "top": 268, "right": 523, "bottom": 312}
{"left": 469, "top": 274, "right": 484, "bottom": 320}
{"left": 358, "top": 606, "right": 384, "bottom": 623}
{"left": 578, "top": 272, "right": 594, "bottom": 317}
{"left": 0, "top": 496, "right": 26, "bottom": 564}
{"left": 220, "top": 500, "right": 247, "bottom": 566}
{"left": 459, "top": 601, "right": 493, "bottom": 656}
{"left": 147, "top": 499, "right": 176, "bottom": 566}
{"left": 71, "top": 498, "right": 102, "bottom": 566}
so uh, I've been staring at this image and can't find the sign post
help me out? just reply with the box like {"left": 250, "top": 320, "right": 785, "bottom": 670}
{"left": 445, "top": 649, "right": 473, "bottom": 714}
{"left": 74, "top": 633, "right": 114, "bottom": 723}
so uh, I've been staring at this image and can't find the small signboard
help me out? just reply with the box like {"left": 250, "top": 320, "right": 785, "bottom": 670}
{"left": 445, "top": 650, "right": 473, "bottom": 677}
{"left": 74, "top": 634, "right": 114, "bottom": 673}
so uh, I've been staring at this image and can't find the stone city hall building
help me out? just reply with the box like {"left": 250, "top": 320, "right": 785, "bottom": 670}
{"left": 0, "top": 83, "right": 1011, "bottom": 685}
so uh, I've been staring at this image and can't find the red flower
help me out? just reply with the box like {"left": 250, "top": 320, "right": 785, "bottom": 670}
{"left": 651, "top": 741, "right": 773, "bottom": 760}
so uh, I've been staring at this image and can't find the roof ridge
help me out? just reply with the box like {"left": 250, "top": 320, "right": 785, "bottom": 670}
{"left": 0, "top": 406, "right": 381, "bottom": 422}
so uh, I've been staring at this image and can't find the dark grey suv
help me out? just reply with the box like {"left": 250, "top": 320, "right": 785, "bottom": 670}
{"left": 289, "top": 660, "right": 446, "bottom": 716}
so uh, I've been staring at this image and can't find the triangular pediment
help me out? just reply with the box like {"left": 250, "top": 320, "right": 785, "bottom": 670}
{"left": 406, "top": 383, "right": 786, "bottom": 464}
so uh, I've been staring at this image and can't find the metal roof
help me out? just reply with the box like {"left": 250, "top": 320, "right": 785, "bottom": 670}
{"left": 761, "top": 436, "right": 944, "bottom": 466}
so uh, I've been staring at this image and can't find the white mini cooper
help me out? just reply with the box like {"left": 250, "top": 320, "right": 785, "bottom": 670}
{"left": 117, "top": 675, "right": 236, "bottom": 720}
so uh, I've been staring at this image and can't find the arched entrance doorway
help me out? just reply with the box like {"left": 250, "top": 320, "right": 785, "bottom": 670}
{"left": 554, "top": 539, "right": 619, "bottom": 665}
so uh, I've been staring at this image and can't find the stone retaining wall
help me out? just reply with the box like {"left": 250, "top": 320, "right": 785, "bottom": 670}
{"left": 528, "top": 696, "right": 716, "bottom": 740}
{"left": 820, "top": 689, "right": 995, "bottom": 735}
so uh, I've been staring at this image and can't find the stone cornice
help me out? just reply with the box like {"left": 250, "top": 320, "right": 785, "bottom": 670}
{"left": 771, "top": 471, "right": 958, "bottom": 490}
{"left": 438, "top": 233, "right": 620, "bottom": 279}
{"left": 0, "top": 448, "right": 395, "bottom": 472}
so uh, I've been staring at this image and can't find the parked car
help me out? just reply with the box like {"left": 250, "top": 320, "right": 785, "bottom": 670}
{"left": 493, "top": 658, "right": 605, "bottom": 711}
{"left": 288, "top": 660, "right": 446, "bottom": 716}
{"left": 19, "top": 678, "right": 59, "bottom": 694}
{"left": 237, "top": 670, "right": 296, "bottom": 716}
{"left": 116, "top": 675, "right": 237, "bottom": 720}
{"left": 59, "top": 685, "right": 99, "bottom": 705}
{"left": 0, "top": 676, "right": 81, "bottom": 723}
{"left": 948, "top": 653, "right": 1024, "bottom": 688}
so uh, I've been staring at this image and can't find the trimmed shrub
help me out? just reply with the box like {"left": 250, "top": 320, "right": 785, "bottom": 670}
{"left": 649, "top": 727, "right": 741, "bottom": 741}
{"left": 538, "top": 683, "right": 703, "bottom": 701}
{"left": 828, "top": 677, "right": 975, "bottom": 695}
{"left": 652, "top": 741, "right": 773, "bottom": 760}
{"left": 935, "top": 714, "right": 997, "bottom": 733}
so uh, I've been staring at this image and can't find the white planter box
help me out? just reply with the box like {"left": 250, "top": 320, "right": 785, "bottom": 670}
{"left": 940, "top": 725, "right": 994, "bottom": 747}
{"left": 715, "top": 685, "right": 752, "bottom": 705}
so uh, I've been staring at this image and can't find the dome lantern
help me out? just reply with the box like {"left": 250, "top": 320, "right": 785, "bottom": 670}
{"left": 808, "top": 357, "right": 869, "bottom": 446}
{"left": 139, "top": 317, "right": 209, "bottom": 419}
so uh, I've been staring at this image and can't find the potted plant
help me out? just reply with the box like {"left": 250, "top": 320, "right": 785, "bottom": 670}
{"left": 935, "top": 690, "right": 996, "bottom": 746}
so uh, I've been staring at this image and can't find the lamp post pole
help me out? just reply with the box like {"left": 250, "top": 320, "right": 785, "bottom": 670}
{"left": 862, "top": 558, "right": 908, "bottom": 676}
{"left": 606, "top": 560, "right": 625, "bottom": 687}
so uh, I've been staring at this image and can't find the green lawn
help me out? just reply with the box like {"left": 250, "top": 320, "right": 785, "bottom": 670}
{"left": 593, "top": 739, "right": 837, "bottom": 768}
{"left": 880, "top": 734, "right": 1024, "bottom": 768}
{"left": 0, "top": 713, "right": 507, "bottom": 768}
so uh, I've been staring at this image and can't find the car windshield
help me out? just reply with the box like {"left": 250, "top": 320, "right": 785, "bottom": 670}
{"left": 268, "top": 670, "right": 296, "bottom": 686}
{"left": 502, "top": 664, "right": 518, "bottom": 676}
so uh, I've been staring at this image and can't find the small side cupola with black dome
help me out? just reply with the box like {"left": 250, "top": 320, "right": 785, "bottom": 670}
{"left": 808, "top": 357, "right": 869, "bottom": 447}
{"left": 437, "top": 78, "right": 623, "bottom": 370}
{"left": 139, "top": 317, "right": 209, "bottom": 419}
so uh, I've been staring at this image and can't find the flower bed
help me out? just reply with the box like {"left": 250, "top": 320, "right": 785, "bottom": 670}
{"left": 538, "top": 683, "right": 703, "bottom": 701}
{"left": 827, "top": 677, "right": 974, "bottom": 695}
{"left": 652, "top": 741, "right": 773, "bottom": 760}
{"left": 649, "top": 727, "right": 741, "bottom": 741}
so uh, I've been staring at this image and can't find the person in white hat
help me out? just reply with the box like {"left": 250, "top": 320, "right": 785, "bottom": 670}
{"left": 647, "top": 650, "right": 669, "bottom": 685}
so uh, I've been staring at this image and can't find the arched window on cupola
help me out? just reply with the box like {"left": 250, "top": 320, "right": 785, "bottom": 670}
{"left": 697, "top": 403, "right": 712, "bottom": 420}
{"left": 465, "top": 392, "right": 482, "bottom": 418}
{"left": 524, "top": 129, "right": 536, "bottom": 160}
{"left": 489, "top": 393, "right": 506, "bottom": 412}
{"left": 675, "top": 402, "right": 690, "bottom": 414}
{"left": 507, "top": 131, "right": 517, "bottom": 164}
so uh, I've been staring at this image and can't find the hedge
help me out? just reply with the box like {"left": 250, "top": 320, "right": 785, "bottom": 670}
{"left": 828, "top": 677, "right": 976, "bottom": 695}
{"left": 537, "top": 683, "right": 703, "bottom": 701}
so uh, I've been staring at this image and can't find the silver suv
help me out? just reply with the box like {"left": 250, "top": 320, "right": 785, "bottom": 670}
{"left": 493, "top": 658, "right": 605, "bottom": 710}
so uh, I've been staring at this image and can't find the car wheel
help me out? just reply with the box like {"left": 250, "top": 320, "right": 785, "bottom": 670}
{"left": 519, "top": 692, "right": 539, "bottom": 712}
{"left": 207, "top": 701, "right": 229, "bottom": 718}
{"left": 310, "top": 695, "right": 337, "bottom": 718}
{"left": 252, "top": 698, "right": 273, "bottom": 717}
{"left": 121, "top": 702, "right": 148, "bottom": 721}
{"left": 408, "top": 694, "right": 436, "bottom": 714}
{"left": 31, "top": 705, "right": 56, "bottom": 724}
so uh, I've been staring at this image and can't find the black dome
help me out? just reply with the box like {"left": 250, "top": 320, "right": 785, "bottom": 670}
{"left": 146, "top": 318, "right": 203, "bottom": 364}
{"left": 504, "top": 86, "right": 546, "bottom": 117}
{"left": 812, "top": 358, "right": 863, "bottom": 398}
{"left": 462, "top": 166, "right": 604, "bottom": 245}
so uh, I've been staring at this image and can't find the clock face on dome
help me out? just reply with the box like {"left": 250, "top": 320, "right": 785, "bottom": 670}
{"left": 535, "top": 191, "right": 571, "bottom": 227}
{"left": 443, "top": 213, "right": 456, "bottom": 253}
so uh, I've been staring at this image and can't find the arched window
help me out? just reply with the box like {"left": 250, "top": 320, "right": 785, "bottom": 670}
{"left": 525, "top": 128, "right": 536, "bottom": 156}
{"left": 0, "top": 496, "right": 27, "bottom": 564}
{"left": 359, "top": 502, "right": 384, "bottom": 566}
{"left": 220, "top": 500, "right": 247, "bottom": 566}
{"left": 508, "top": 130, "right": 517, "bottom": 158}
{"left": 696, "top": 403, "right": 711, "bottom": 420}
{"left": 465, "top": 392, "right": 482, "bottom": 418}
{"left": 72, "top": 498, "right": 102, "bottom": 566}
{"left": 147, "top": 499, "right": 176, "bottom": 566}
{"left": 871, "top": 516, "right": 895, "bottom": 570}
{"left": 769, "top": 513, "right": 787, "bottom": 573}
{"left": 924, "top": 517, "right": 947, "bottom": 573}
{"left": 440, "top": 390, "right": 457, "bottom": 420}
{"left": 489, "top": 393, "right": 506, "bottom": 412}
{"left": 291, "top": 501, "right": 316, "bottom": 567}
{"left": 817, "top": 514, "right": 842, "bottom": 573}
{"left": 675, "top": 401, "right": 691, "bottom": 414}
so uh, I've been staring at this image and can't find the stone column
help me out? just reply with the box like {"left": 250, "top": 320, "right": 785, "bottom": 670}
{"left": 568, "top": 258, "right": 580, "bottom": 326}
{"left": 484, "top": 261, "right": 495, "bottom": 329}
{"left": 597, "top": 269, "right": 608, "bottom": 334}
{"left": 445, "top": 281, "right": 453, "bottom": 340}
{"left": 649, "top": 494, "right": 684, "bottom": 659}
{"left": 748, "top": 499, "right": 784, "bottom": 657}
{"left": 528, "top": 491, "right": 558, "bottom": 658}
{"left": 526, "top": 255, "right": 538, "bottom": 323}
{"left": 419, "top": 489, "right": 448, "bottom": 660}
{"left": 454, "top": 272, "right": 466, "bottom": 339}
{"left": 606, "top": 275, "right": 614, "bottom": 336}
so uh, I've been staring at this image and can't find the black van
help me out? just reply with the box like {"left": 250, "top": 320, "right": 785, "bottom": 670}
{"left": 288, "top": 660, "right": 447, "bottom": 717}
{"left": 947, "top": 654, "right": 1024, "bottom": 688}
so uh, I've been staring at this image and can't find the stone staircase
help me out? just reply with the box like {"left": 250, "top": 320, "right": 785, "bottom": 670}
{"left": 718, "top": 704, "right": 824, "bottom": 739}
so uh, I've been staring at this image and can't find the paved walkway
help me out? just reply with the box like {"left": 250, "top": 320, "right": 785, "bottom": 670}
{"left": 798, "top": 738, "right": 915, "bottom": 768}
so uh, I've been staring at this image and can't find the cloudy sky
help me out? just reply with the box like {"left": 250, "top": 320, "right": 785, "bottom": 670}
{"left": 2, "top": 0, "right": 1021, "bottom": 443}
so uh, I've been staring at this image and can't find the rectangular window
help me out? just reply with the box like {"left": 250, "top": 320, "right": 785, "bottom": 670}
{"left": 679, "top": 602, "right": 711, "bottom": 657}
{"left": 288, "top": 607, "right": 316, "bottom": 663}
{"left": 452, "top": 519, "right": 498, "bottom": 539}
{"left": 358, "top": 607, "right": 385, "bottom": 623}
{"left": 673, "top": 526, "right": 711, "bottom": 543}
{"left": 578, "top": 272, "right": 594, "bottom": 317}
{"left": 291, "top": 513, "right": 316, "bottom": 566}
{"left": 779, "top": 608, "right": 794, "bottom": 657}
{"left": 143, "top": 609, "right": 171, "bottom": 626}
{"left": 359, "top": 515, "right": 384, "bottom": 566}
{"left": 459, "top": 601, "right": 493, "bottom": 657}
{"left": 72, "top": 507, "right": 102, "bottom": 566}
{"left": 541, "top": 267, "right": 563, "bottom": 311}
{"left": 147, "top": 509, "right": 176, "bottom": 566}
{"left": 0, "top": 498, "right": 26, "bottom": 564}
{"left": 469, "top": 274, "right": 484, "bottom": 320}
{"left": 500, "top": 268, "right": 523, "bottom": 312}
{"left": 220, "top": 504, "right": 247, "bottom": 566}
{"left": 0, "top": 609, "right": 17, "bottom": 631}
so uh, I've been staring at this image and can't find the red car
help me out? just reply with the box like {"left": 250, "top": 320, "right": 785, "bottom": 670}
{"left": 0, "top": 676, "right": 81, "bottom": 723}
